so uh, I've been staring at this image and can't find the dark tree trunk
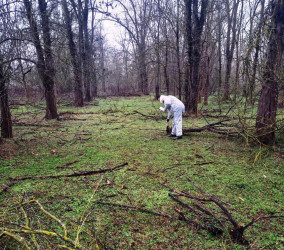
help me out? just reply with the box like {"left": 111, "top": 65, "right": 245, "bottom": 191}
{"left": 90, "top": 5, "right": 98, "bottom": 97}
{"left": 256, "top": 0, "right": 284, "bottom": 144}
{"left": 185, "top": 0, "right": 209, "bottom": 115}
{"left": 24, "top": 0, "right": 58, "bottom": 119}
{"left": 250, "top": 0, "right": 265, "bottom": 104}
{"left": 62, "top": 0, "right": 84, "bottom": 107}
{"left": 38, "top": 0, "right": 58, "bottom": 119}
{"left": 217, "top": 3, "right": 222, "bottom": 98}
{"left": 164, "top": 35, "right": 170, "bottom": 96}
{"left": 184, "top": 0, "right": 193, "bottom": 111}
{"left": 176, "top": 0, "right": 182, "bottom": 100}
{"left": 0, "top": 61, "right": 12, "bottom": 138}
{"left": 138, "top": 41, "right": 148, "bottom": 95}
{"left": 155, "top": 0, "right": 161, "bottom": 100}
{"left": 83, "top": 0, "right": 91, "bottom": 102}
{"left": 204, "top": 56, "right": 210, "bottom": 105}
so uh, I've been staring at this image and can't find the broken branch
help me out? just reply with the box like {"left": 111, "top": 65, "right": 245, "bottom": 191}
{"left": 94, "top": 201, "right": 172, "bottom": 219}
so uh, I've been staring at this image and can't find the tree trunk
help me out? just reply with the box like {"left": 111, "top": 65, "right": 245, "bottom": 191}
{"left": 204, "top": 56, "right": 210, "bottom": 105}
{"left": 217, "top": 3, "right": 222, "bottom": 98}
{"left": 224, "top": 0, "right": 239, "bottom": 100}
{"left": 38, "top": 0, "right": 58, "bottom": 119}
{"left": 250, "top": 0, "right": 265, "bottom": 104}
{"left": 138, "top": 41, "right": 148, "bottom": 95}
{"left": 62, "top": 0, "right": 84, "bottom": 107}
{"left": 186, "top": 0, "right": 209, "bottom": 114}
{"left": 24, "top": 0, "right": 58, "bottom": 119}
{"left": 176, "top": 0, "right": 182, "bottom": 100}
{"left": 83, "top": 0, "right": 91, "bottom": 102}
{"left": 256, "top": 0, "right": 284, "bottom": 144}
{"left": 164, "top": 33, "right": 170, "bottom": 96}
{"left": 90, "top": 5, "right": 98, "bottom": 97}
{"left": 0, "top": 60, "right": 12, "bottom": 138}
{"left": 184, "top": 0, "right": 193, "bottom": 111}
{"left": 155, "top": 0, "right": 161, "bottom": 100}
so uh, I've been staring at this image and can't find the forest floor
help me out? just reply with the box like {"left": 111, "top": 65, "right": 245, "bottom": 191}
{"left": 0, "top": 96, "right": 283, "bottom": 249}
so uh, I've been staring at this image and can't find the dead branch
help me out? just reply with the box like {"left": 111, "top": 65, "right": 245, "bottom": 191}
{"left": 14, "top": 163, "right": 128, "bottom": 181}
{"left": 0, "top": 163, "right": 128, "bottom": 195}
{"left": 0, "top": 181, "right": 19, "bottom": 195}
{"left": 58, "top": 111, "right": 96, "bottom": 116}
{"left": 174, "top": 208, "right": 223, "bottom": 235}
{"left": 183, "top": 119, "right": 231, "bottom": 134}
{"left": 93, "top": 201, "right": 172, "bottom": 219}
{"left": 162, "top": 183, "right": 283, "bottom": 245}
{"left": 168, "top": 193, "right": 200, "bottom": 216}
{"left": 13, "top": 122, "right": 50, "bottom": 127}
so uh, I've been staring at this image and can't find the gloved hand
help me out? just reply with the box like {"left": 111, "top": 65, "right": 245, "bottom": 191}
{"left": 159, "top": 107, "right": 165, "bottom": 112}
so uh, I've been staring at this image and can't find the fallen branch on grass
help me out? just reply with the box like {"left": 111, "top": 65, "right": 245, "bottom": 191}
{"left": 163, "top": 183, "right": 284, "bottom": 245}
{"left": 174, "top": 207, "right": 223, "bottom": 235}
{"left": 13, "top": 121, "right": 50, "bottom": 127}
{"left": 15, "top": 163, "right": 128, "bottom": 181}
{"left": 93, "top": 201, "right": 172, "bottom": 219}
{"left": 183, "top": 119, "right": 231, "bottom": 134}
{"left": 56, "top": 160, "right": 80, "bottom": 169}
{"left": 0, "top": 163, "right": 128, "bottom": 195}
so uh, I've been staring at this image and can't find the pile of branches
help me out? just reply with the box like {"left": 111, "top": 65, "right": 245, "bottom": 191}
{"left": 94, "top": 181, "right": 283, "bottom": 246}
{"left": 162, "top": 183, "right": 275, "bottom": 245}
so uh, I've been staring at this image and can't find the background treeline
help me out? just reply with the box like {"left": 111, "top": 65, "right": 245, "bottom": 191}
{"left": 0, "top": 0, "right": 283, "bottom": 144}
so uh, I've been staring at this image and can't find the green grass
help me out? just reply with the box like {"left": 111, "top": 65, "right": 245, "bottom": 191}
{"left": 0, "top": 96, "right": 283, "bottom": 249}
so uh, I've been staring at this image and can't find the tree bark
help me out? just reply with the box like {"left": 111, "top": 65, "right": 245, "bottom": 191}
{"left": 256, "top": 0, "right": 284, "bottom": 144}
{"left": 62, "top": 0, "right": 84, "bottom": 107}
{"left": 0, "top": 59, "right": 12, "bottom": 138}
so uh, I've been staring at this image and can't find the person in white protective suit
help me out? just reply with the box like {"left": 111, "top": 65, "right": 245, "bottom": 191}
{"left": 159, "top": 95, "right": 185, "bottom": 140}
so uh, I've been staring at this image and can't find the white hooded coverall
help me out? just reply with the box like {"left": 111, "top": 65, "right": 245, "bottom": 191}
{"left": 159, "top": 95, "right": 185, "bottom": 137}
